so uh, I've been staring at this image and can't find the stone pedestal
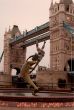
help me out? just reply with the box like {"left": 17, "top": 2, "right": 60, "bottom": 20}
{"left": 0, "top": 73, "right": 12, "bottom": 87}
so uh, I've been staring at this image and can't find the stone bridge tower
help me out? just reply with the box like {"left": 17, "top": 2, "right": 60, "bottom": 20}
{"left": 4, "top": 26, "right": 26, "bottom": 86}
{"left": 50, "top": 0, "right": 74, "bottom": 71}
{"left": 49, "top": 0, "right": 74, "bottom": 86}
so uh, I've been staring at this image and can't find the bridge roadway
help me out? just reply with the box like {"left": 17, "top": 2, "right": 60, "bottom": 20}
{"left": 0, "top": 88, "right": 74, "bottom": 102}
{"left": 9, "top": 22, "right": 49, "bottom": 47}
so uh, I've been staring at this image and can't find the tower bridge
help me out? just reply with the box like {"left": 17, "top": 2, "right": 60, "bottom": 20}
{"left": 0, "top": 0, "right": 74, "bottom": 109}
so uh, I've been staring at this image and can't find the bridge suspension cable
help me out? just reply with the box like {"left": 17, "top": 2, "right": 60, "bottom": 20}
{"left": 0, "top": 51, "right": 4, "bottom": 63}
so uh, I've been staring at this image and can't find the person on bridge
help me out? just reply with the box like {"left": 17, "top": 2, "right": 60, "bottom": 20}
{"left": 19, "top": 40, "right": 46, "bottom": 95}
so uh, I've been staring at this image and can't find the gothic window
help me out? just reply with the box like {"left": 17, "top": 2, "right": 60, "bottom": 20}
{"left": 66, "top": 44, "right": 69, "bottom": 50}
{"left": 58, "top": 46, "right": 59, "bottom": 50}
{"left": 56, "top": 44, "right": 59, "bottom": 51}
{"left": 55, "top": 8, "right": 57, "bottom": 12}
{"left": 58, "top": 56, "right": 59, "bottom": 63}
{"left": 72, "top": 17, "right": 74, "bottom": 22}
{"left": 58, "top": 6, "right": 59, "bottom": 10}
{"left": 65, "top": 5, "right": 69, "bottom": 12}
{"left": 72, "top": 46, "right": 74, "bottom": 51}
{"left": 56, "top": 46, "right": 57, "bottom": 51}
{"left": 55, "top": 57, "right": 57, "bottom": 62}
{"left": 65, "top": 43, "right": 69, "bottom": 50}
{"left": 70, "top": 9, "right": 72, "bottom": 13}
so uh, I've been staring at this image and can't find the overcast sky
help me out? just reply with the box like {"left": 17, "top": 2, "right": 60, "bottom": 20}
{"left": 0, "top": 0, "right": 71, "bottom": 71}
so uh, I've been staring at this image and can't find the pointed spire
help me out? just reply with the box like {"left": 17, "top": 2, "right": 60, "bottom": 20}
{"left": 50, "top": 0, "right": 54, "bottom": 9}
{"left": 8, "top": 25, "right": 11, "bottom": 32}
{"left": 4, "top": 28, "right": 7, "bottom": 36}
{"left": 51, "top": 0, "right": 53, "bottom": 5}
{"left": 11, "top": 25, "right": 21, "bottom": 37}
{"left": 5, "top": 28, "right": 7, "bottom": 33}
{"left": 52, "top": 0, "right": 53, "bottom": 3}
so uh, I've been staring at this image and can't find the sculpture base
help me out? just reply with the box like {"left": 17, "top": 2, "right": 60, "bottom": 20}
{"left": 0, "top": 73, "right": 12, "bottom": 87}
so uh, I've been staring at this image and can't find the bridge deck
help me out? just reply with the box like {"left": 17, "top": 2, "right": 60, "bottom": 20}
{"left": 21, "top": 31, "right": 49, "bottom": 47}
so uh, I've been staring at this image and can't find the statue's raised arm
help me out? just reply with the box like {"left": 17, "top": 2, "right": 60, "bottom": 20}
{"left": 36, "top": 40, "right": 46, "bottom": 61}
{"left": 41, "top": 40, "right": 46, "bottom": 50}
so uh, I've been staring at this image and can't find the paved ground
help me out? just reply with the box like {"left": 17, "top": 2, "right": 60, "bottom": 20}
{"left": 0, "top": 91, "right": 74, "bottom": 110}
{"left": 0, "top": 91, "right": 74, "bottom": 97}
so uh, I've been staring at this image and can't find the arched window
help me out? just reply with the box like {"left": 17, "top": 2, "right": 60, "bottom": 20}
{"left": 65, "top": 5, "right": 69, "bottom": 12}
{"left": 58, "top": 6, "right": 59, "bottom": 10}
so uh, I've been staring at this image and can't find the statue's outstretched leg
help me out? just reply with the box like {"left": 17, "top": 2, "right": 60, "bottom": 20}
{"left": 24, "top": 74, "right": 39, "bottom": 95}
{"left": 24, "top": 74, "right": 38, "bottom": 90}
{"left": 20, "top": 60, "right": 39, "bottom": 95}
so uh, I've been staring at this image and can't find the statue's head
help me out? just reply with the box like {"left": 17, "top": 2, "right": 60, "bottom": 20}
{"left": 32, "top": 53, "right": 39, "bottom": 61}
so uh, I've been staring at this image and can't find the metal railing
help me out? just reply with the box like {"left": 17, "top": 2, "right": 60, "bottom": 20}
{"left": 21, "top": 31, "right": 49, "bottom": 47}
{"left": 9, "top": 22, "right": 49, "bottom": 44}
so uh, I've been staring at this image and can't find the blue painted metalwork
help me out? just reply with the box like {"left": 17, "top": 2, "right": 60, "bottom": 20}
{"left": 9, "top": 22, "right": 49, "bottom": 45}
{"left": 21, "top": 31, "right": 49, "bottom": 47}
{"left": 63, "top": 22, "right": 74, "bottom": 35}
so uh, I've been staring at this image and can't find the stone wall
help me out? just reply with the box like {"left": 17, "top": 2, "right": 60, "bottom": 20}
{"left": 0, "top": 73, "right": 12, "bottom": 87}
{"left": 36, "top": 70, "right": 68, "bottom": 89}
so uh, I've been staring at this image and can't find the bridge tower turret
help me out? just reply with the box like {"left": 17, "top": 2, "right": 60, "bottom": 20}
{"left": 4, "top": 25, "right": 26, "bottom": 86}
{"left": 4, "top": 28, "right": 12, "bottom": 86}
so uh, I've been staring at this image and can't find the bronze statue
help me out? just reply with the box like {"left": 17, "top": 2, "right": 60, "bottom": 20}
{"left": 19, "top": 40, "right": 46, "bottom": 95}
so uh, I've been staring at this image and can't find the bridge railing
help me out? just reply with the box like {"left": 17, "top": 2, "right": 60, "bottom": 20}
{"left": 9, "top": 22, "right": 49, "bottom": 45}
{"left": 21, "top": 31, "right": 49, "bottom": 47}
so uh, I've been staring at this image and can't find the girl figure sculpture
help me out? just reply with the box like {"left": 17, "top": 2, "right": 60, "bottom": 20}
{"left": 20, "top": 40, "right": 46, "bottom": 95}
